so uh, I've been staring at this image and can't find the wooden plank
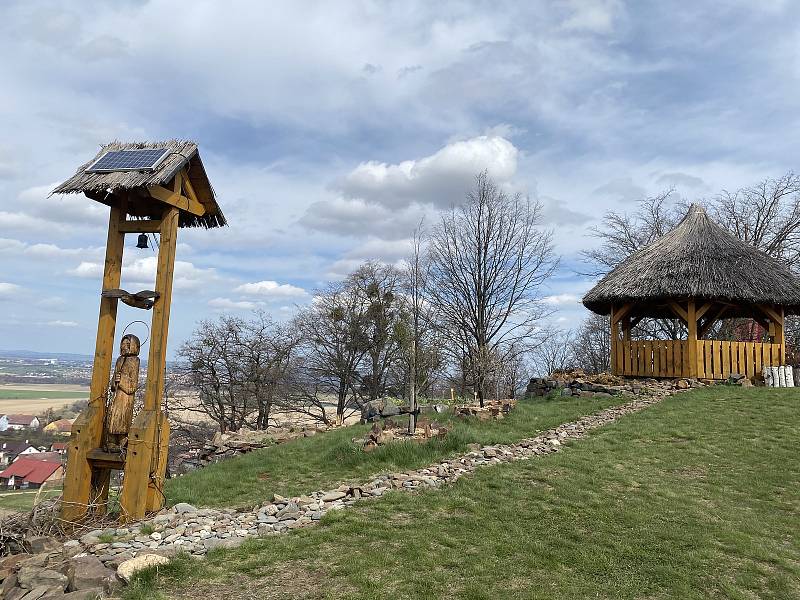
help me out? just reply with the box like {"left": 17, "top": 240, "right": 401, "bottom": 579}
{"left": 665, "top": 341, "right": 674, "bottom": 377}
{"left": 62, "top": 200, "right": 126, "bottom": 522}
{"left": 687, "top": 300, "right": 698, "bottom": 378}
{"left": 703, "top": 341, "right": 712, "bottom": 379}
{"left": 615, "top": 337, "right": 624, "bottom": 376}
{"left": 644, "top": 341, "right": 653, "bottom": 376}
{"left": 722, "top": 341, "right": 731, "bottom": 378}
{"left": 119, "top": 219, "right": 162, "bottom": 233}
{"left": 147, "top": 185, "right": 206, "bottom": 216}
{"left": 755, "top": 343, "right": 763, "bottom": 379}
{"left": 659, "top": 342, "right": 667, "bottom": 377}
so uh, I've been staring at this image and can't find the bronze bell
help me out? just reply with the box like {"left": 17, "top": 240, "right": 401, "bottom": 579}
{"left": 136, "top": 233, "right": 149, "bottom": 249}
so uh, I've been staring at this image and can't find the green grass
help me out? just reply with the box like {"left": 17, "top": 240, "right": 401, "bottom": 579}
{"left": 0, "top": 389, "right": 87, "bottom": 400}
{"left": 129, "top": 387, "right": 800, "bottom": 600}
{"left": 0, "top": 486, "right": 62, "bottom": 512}
{"left": 165, "top": 393, "right": 624, "bottom": 508}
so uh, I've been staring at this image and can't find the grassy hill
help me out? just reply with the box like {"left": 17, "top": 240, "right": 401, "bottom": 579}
{"left": 132, "top": 387, "right": 800, "bottom": 599}
{"left": 165, "top": 393, "right": 627, "bottom": 508}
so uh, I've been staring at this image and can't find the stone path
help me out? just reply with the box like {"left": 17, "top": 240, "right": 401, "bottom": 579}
{"left": 73, "top": 387, "right": 674, "bottom": 567}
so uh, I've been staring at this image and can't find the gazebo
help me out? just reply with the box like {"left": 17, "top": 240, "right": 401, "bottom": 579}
{"left": 582, "top": 204, "right": 800, "bottom": 381}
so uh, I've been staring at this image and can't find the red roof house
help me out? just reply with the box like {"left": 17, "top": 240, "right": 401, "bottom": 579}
{"left": 0, "top": 457, "right": 63, "bottom": 489}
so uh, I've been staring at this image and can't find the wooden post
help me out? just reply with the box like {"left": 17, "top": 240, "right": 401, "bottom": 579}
{"left": 687, "top": 300, "right": 698, "bottom": 378}
{"left": 610, "top": 306, "right": 617, "bottom": 375}
{"left": 119, "top": 206, "right": 179, "bottom": 521}
{"left": 777, "top": 307, "right": 786, "bottom": 364}
{"left": 62, "top": 200, "right": 125, "bottom": 521}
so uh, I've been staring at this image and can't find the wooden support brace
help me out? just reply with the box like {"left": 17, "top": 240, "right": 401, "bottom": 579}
{"left": 147, "top": 185, "right": 205, "bottom": 216}
{"left": 119, "top": 220, "right": 162, "bottom": 233}
{"left": 669, "top": 301, "right": 688, "bottom": 323}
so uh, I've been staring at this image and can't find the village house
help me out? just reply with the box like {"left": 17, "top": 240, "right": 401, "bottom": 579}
{"left": 43, "top": 418, "right": 73, "bottom": 436}
{"left": 0, "top": 456, "right": 63, "bottom": 489}
{"left": 0, "top": 414, "right": 41, "bottom": 431}
{"left": 0, "top": 441, "right": 40, "bottom": 467}
{"left": 50, "top": 441, "right": 69, "bottom": 455}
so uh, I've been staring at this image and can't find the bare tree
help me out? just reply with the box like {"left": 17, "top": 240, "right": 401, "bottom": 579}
{"left": 174, "top": 312, "right": 298, "bottom": 433}
{"left": 294, "top": 282, "right": 369, "bottom": 424}
{"left": 710, "top": 172, "right": 800, "bottom": 264}
{"left": 573, "top": 314, "right": 611, "bottom": 374}
{"left": 347, "top": 262, "right": 404, "bottom": 403}
{"left": 428, "top": 172, "right": 558, "bottom": 406}
{"left": 531, "top": 329, "right": 576, "bottom": 376}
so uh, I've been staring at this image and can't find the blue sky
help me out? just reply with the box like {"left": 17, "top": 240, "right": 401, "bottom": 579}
{"left": 1, "top": 0, "right": 798, "bottom": 355}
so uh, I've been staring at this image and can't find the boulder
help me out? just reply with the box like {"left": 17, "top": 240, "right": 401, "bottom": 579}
{"left": 67, "top": 555, "right": 119, "bottom": 592}
{"left": 25, "top": 537, "right": 61, "bottom": 555}
{"left": 173, "top": 502, "right": 198, "bottom": 514}
{"left": 16, "top": 567, "right": 68, "bottom": 591}
{"left": 116, "top": 554, "right": 170, "bottom": 584}
{"left": 46, "top": 589, "right": 105, "bottom": 600}
{"left": 321, "top": 490, "right": 347, "bottom": 502}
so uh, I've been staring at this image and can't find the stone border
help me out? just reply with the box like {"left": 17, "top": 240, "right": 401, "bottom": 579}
{"left": 74, "top": 386, "right": 675, "bottom": 566}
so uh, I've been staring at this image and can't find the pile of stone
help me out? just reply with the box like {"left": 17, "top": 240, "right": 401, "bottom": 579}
{"left": 355, "top": 417, "right": 450, "bottom": 451}
{"left": 525, "top": 372, "right": 705, "bottom": 399}
{"left": 452, "top": 399, "right": 516, "bottom": 420}
{"left": 173, "top": 425, "right": 328, "bottom": 473}
{"left": 0, "top": 533, "right": 168, "bottom": 599}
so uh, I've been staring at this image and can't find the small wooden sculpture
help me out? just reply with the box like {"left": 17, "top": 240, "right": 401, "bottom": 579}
{"left": 106, "top": 334, "right": 141, "bottom": 451}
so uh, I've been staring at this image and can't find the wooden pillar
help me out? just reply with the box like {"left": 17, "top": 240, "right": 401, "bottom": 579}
{"left": 120, "top": 206, "right": 179, "bottom": 521}
{"left": 687, "top": 300, "right": 698, "bottom": 378}
{"left": 777, "top": 307, "right": 786, "bottom": 364}
{"left": 62, "top": 200, "right": 126, "bottom": 521}
{"left": 610, "top": 306, "right": 617, "bottom": 374}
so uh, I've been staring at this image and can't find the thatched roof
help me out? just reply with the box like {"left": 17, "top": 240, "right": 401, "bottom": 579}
{"left": 583, "top": 204, "right": 800, "bottom": 316}
{"left": 52, "top": 140, "right": 226, "bottom": 229}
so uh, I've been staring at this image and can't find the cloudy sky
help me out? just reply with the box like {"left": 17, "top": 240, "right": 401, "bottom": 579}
{"left": 1, "top": 0, "right": 798, "bottom": 355}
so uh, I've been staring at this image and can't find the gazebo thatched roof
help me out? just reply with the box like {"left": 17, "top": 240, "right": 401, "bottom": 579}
{"left": 52, "top": 140, "right": 226, "bottom": 229}
{"left": 583, "top": 203, "right": 800, "bottom": 316}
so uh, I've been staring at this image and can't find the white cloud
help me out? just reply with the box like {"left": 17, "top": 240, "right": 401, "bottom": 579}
{"left": 542, "top": 293, "right": 580, "bottom": 305}
{"left": 0, "top": 283, "right": 22, "bottom": 299}
{"left": 44, "top": 320, "right": 78, "bottom": 327}
{"left": 234, "top": 280, "right": 308, "bottom": 299}
{"left": 208, "top": 297, "right": 258, "bottom": 311}
{"left": 336, "top": 135, "right": 519, "bottom": 209}
{"left": 68, "top": 257, "right": 218, "bottom": 291}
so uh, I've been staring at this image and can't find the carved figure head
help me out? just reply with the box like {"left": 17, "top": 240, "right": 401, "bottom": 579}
{"left": 120, "top": 334, "right": 141, "bottom": 357}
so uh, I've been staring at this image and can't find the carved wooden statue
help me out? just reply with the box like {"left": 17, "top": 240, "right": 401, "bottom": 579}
{"left": 106, "top": 334, "right": 141, "bottom": 451}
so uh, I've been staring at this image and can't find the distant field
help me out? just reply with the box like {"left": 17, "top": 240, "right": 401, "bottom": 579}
{"left": 0, "top": 389, "right": 87, "bottom": 400}
{"left": 0, "top": 385, "right": 89, "bottom": 414}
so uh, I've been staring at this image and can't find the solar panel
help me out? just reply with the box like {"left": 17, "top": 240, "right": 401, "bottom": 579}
{"left": 85, "top": 148, "right": 170, "bottom": 173}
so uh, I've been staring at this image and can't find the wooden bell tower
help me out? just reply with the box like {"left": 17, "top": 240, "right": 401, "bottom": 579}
{"left": 52, "top": 142, "right": 226, "bottom": 522}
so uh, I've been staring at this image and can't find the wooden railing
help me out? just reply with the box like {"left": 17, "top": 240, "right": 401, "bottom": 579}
{"left": 616, "top": 340, "right": 784, "bottom": 380}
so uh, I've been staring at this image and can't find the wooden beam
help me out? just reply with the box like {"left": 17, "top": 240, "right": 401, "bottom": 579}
{"left": 180, "top": 169, "right": 203, "bottom": 209}
{"left": 62, "top": 199, "right": 126, "bottom": 522}
{"left": 147, "top": 185, "right": 205, "bottom": 217}
{"left": 669, "top": 301, "right": 688, "bottom": 323}
{"left": 611, "top": 303, "right": 633, "bottom": 325}
{"left": 119, "top": 206, "right": 179, "bottom": 521}
{"left": 610, "top": 306, "right": 618, "bottom": 374}
{"left": 695, "top": 301, "right": 714, "bottom": 322}
{"left": 687, "top": 300, "right": 698, "bottom": 378}
{"left": 119, "top": 220, "right": 162, "bottom": 233}
{"left": 698, "top": 305, "right": 728, "bottom": 339}
{"left": 758, "top": 304, "right": 783, "bottom": 326}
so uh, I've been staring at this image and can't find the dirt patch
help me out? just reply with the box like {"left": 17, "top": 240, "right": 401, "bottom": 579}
{"left": 168, "top": 562, "right": 353, "bottom": 600}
